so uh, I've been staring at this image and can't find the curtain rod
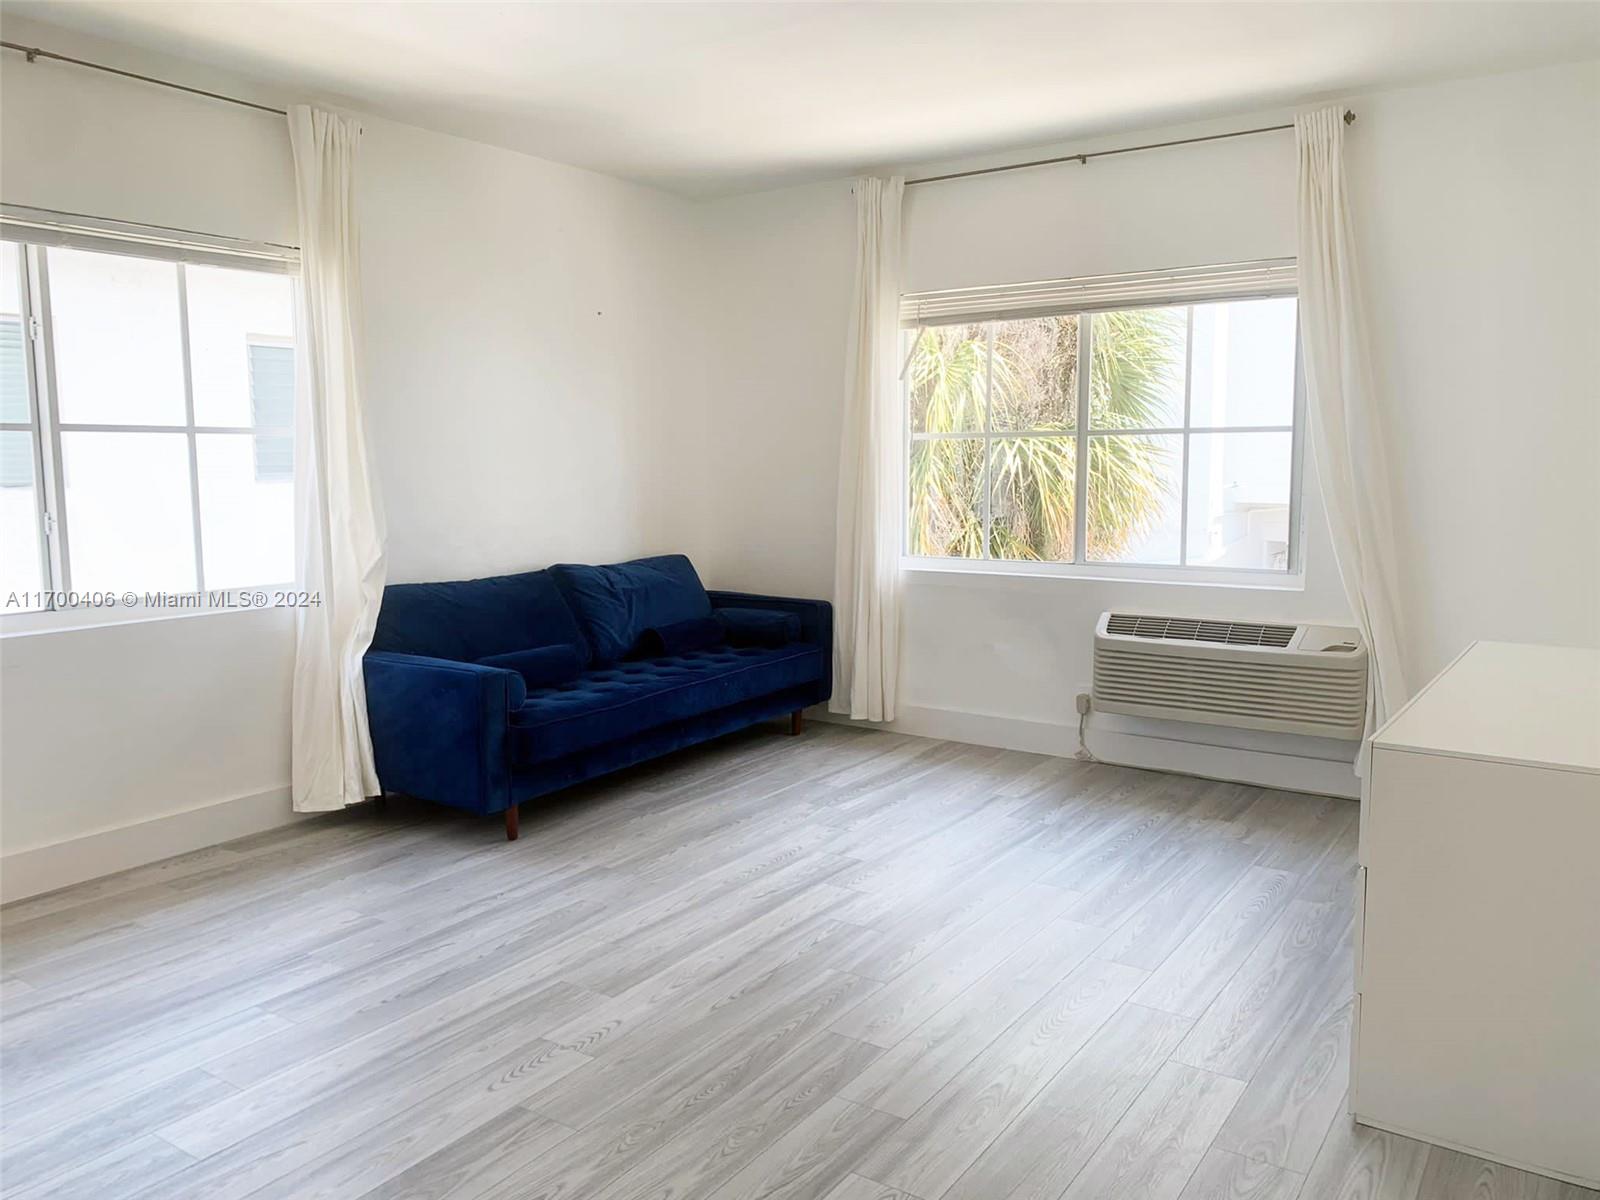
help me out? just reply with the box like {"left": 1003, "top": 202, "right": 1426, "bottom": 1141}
{"left": 906, "top": 109, "right": 1356, "bottom": 186}
{"left": 1, "top": 39, "right": 287, "bottom": 116}
{"left": 1, "top": 202, "right": 299, "bottom": 256}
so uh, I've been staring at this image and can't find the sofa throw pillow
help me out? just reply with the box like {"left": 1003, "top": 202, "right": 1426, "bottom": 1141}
{"left": 716, "top": 607, "right": 801, "bottom": 648}
{"left": 635, "top": 616, "right": 727, "bottom": 658}
{"left": 550, "top": 555, "right": 713, "bottom": 663}
{"left": 477, "top": 643, "right": 585, "bottom": 691}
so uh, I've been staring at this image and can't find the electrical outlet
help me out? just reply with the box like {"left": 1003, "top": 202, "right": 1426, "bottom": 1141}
{"left": 1075, "top": 692, "right": 1092, "bottom": 715}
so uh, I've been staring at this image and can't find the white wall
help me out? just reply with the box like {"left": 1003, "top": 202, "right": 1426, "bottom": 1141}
{"left": 682, "top": 179, "right": 857, "bottom": 594}
{"left": 1347, "top": 61, "right": 1600, "bottom": 679}
{"left": 359, "top": 116, "right": 703, "bottom": 583}
{"left": 691, "top": 60, "right": 1600, "bottom": 789}
{"left": 0, "top": 19, "right": 702, "bottom": 897}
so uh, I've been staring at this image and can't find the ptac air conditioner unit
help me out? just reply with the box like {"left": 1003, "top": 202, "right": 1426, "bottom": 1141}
{"left": 1092, "top": 612, "right": 1368, "bottom": 740}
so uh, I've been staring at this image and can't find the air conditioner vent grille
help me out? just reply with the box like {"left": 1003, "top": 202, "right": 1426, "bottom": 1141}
{"left": 1093, "top": 611, "right": 1368, "bottom": 739}
{"left": 1105, "top": 612, "right": 1297, "bottom": 648}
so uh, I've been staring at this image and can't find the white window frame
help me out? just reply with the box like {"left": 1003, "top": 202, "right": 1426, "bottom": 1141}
{"left": 901, "top": 288, "right": 1306, "bottom": 589}
{"left": 1, "top": 233, "right": 299, "bottom": 624}
{"left": 1, "top": 248, "right": 55, "bottom": 599}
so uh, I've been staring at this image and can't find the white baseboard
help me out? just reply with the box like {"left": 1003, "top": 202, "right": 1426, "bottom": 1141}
{"left": 818, "top": 703, "right": 1073, "bottom": 757}
{"left": 816, "top": 702, "right": 1359, "bottom": 799}
{"left": 1, "top": 785, "right": 304, "bottom": 904}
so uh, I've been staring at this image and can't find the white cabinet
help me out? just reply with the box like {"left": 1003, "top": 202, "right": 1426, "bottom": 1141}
{"left": 1352, "top": 641, "right": 1600, "bottom": 1189}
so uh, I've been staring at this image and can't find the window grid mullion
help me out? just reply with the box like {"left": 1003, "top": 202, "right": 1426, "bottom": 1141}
{"left": 1179, "top": 305, "right": 1194, "bottom": 567}
{"left": 175, "top": 263, "right": 206, "bottom": 595}
{"left": 981, "top": 322, "right": 994, "bottom": 559}
{"left": 1073, "top": 313, "right": 1091, "bottom": 564}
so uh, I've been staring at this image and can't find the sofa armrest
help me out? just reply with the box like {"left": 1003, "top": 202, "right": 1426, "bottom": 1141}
{"left": 707, "top": 591, "right": 832, "bottom": 661}
{"left": 362, "top": 651, "right": 522, "bottom": 814}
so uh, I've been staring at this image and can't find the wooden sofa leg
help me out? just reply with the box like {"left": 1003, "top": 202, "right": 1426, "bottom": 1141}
{"left": 789, "top": 710, "right": 805, "bottom": 736}
{"left": 505, "top": 804, "right": 520, "bottom": 841}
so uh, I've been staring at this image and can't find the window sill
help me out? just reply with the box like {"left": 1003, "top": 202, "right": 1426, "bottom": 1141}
{"left": 0, "top": 590, "right": 298, "bottom": 638}
{"left": 899, "top": 556, "right": 1307, "bottom": 592}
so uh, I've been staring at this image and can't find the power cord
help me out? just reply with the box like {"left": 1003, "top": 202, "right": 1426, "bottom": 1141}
{"left": 1074, "top": 693, "right": 1096, "bottom": 762}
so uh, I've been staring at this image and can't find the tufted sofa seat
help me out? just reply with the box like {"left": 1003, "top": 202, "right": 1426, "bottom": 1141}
{"left": 511, "top": 643, "right": 824, "bottom": 766}
{"left": 363, "top": 555, "right": 832, "bottom": 837}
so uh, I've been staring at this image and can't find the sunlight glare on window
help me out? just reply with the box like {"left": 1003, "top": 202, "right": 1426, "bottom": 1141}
{"left": 62, "top": 430, "right": 196, "bottom": 592}
{"left": 186, "top": 265, "right": 295, "bottom": 428}
{"left": 47, "top": 248, "right": 186, "bottom": 426}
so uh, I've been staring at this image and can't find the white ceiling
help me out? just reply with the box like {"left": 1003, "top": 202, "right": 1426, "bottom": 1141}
{"left": 8, "top": 2, "right": 1599, "bottom": 196}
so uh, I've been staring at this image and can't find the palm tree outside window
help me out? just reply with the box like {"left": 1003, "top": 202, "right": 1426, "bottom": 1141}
{"left": 906, "top": 294, "right": 1300, "bottom": 574}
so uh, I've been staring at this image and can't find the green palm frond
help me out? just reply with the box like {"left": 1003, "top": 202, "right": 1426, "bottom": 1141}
{"left": 1086, "top": 435, "right": 1173, "bottom": 559}
{"left": 908, "top": 308, "right": 1181, "bottom": 562}
{"left": 1090, "top": 308, "right": 1184, "bottom": 430}
{"left": 989, "top": 433, "right": 1075, "bottom": 561}
{"left": 910, "top": 324, "right": 989, "bottom": 433}
{"left": 909, "top": 437, "right": 984, "bottom": 557}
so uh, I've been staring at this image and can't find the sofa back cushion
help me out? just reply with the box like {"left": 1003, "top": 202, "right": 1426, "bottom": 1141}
{"left": 550, "top": 554, "right": 712, "bottom": 664}
{"left": 370, "top": 570, "right": 589, "bottom": 663}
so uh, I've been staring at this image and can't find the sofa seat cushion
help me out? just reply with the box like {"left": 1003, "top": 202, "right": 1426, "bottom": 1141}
{"left": 510, "top": 643, "right": 822, "bottom": 765}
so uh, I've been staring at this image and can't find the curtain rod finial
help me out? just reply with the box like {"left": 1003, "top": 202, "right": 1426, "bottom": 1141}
{"left": 1343, "top": 109, "right": 1357, "bottom": 125}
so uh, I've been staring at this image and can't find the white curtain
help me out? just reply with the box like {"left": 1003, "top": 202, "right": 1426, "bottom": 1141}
{"left": 832, "top": 176, "right": 905, "bottom": 721}
{"left": 1296, "top": 107, "right": 1409, "bottom": 767}
{"left": 288, "top": 105, "right": 387, "bottom": 812}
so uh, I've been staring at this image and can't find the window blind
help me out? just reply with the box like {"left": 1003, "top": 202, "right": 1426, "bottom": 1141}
{"left": 248, "top": 341, "right": 295, "bottom": 483}
{"left": 0, "top": 204, "right": 298, "bottom": 272}
{"left": 0, "top": 316, "right": 31, "bottom": 489}
{"left": 899, "top": 257, "right": 1296, "bottom": 327}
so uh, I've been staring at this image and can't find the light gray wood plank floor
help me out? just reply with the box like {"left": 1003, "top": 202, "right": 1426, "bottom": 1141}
{"left": 2, "top": 724, "right": 1593, "bottom": 1200}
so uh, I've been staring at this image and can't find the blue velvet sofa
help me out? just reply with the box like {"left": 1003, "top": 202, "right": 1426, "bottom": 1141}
{"left": 363, "top": 555, "right": 831, "bottom": 838}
